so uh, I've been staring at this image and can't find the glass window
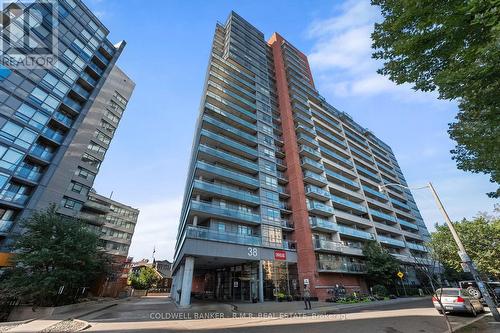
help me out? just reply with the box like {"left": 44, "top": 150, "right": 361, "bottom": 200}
{"left": 16, "top": 104, "right": 49, "bottom": 129}
{"left": 0, "top": 121, "right": 37, "bottom": 149}
{"left": 0, "top": 145, "right": 24, "bottom": 171}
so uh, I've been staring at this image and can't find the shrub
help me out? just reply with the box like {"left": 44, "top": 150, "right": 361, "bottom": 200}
{"left": 372, "top": 284, "right": 388, "bottom": 297}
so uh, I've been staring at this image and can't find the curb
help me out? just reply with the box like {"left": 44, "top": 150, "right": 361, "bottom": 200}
{"left": 74, "top": 319, "right": 91, "bottom": 332}
{"left": 74, "top": 303, "right": 118, "bottom": 319}
{"left": 440, "top": 313, "right": 488, "bottom": 333}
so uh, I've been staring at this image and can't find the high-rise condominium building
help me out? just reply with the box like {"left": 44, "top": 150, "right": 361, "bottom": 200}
{"left": 172, "top": 12, "right": 432, "bottom": 306}
{"left": 0, "top": 0, "right": 136, "bottom": 268}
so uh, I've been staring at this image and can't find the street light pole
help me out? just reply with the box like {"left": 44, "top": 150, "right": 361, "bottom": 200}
{"left": 379, "top": 181, "right": 500, "bottom": 321}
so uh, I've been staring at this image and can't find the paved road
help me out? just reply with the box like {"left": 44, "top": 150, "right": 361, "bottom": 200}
{"left": 82, "top": 297, "right": 488, "bottom": 333}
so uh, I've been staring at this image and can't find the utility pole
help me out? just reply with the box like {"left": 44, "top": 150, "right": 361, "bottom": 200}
{"left": 428, "top": 182, "right": 500, "bottom": 321}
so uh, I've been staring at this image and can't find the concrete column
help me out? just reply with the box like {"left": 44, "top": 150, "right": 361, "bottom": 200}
{"left": 193, "top": 215, "right": 198, "bottom": 226}
{"left": 175, "top": 264, "right": 185, "bottom": 303}
{"left": 258, "top": 260, "right": 264, "bottom": 303}
{"left": 179, "top": 256, "right": 195, "bottom": 308}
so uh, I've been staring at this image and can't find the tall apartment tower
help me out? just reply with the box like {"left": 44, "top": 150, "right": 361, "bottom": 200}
{"left": 0, "top": 0, "right": 136, "bottom": 267}
{"left": 172, "top": 12, "right": 431, "bottom": 306}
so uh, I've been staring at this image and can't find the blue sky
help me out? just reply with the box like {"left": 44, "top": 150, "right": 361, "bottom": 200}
{"left": 84, "top": 0, "right": 498, "bottom": 261}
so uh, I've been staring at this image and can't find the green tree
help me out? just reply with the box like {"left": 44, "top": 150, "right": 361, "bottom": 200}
{"left": 363, "top": 242, "right": 400, "bottom": 287}
{"left": 129, "top": 266, "right": 159, "bottom": 290}
{"left": 428, "top": 215, "right": 500, "bottom": 279}
{"left": 371, "top": 0, "right": 500, "bottom": 197}
{"left": 0, "top": 207, "right": 110, "bottom": 306}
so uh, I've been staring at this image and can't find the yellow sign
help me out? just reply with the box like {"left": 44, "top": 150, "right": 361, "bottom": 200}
{"left": 397, "top": 271, "right": 404, "bottom": 279}
{"left": 0, "top": 252, "right": 13, "bottom": 267}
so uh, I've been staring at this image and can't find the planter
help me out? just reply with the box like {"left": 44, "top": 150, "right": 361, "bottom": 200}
{"left": 132, "top": 289, "right": 148, "bottom": 297}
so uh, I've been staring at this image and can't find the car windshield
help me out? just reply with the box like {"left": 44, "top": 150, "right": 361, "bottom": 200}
{"left": 436, "top": 289, "right": 460, "bottom": 296}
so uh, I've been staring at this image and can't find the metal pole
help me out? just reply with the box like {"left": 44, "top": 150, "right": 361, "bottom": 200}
{"left": 428, "top": 182, "right": 500, "bottom": 321}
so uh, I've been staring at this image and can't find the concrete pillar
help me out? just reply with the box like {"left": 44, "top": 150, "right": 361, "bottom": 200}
{"left": 174, "top": 264, "right": 185, "bottom": 304}
{"left": 179, "top": 256, "right": 195, "bottom": 308}
{"left": 193, "top": 215, "right": 198, "bottom": 226}
{"left": 258, "top": 260, "right": 264, "bottom": 303}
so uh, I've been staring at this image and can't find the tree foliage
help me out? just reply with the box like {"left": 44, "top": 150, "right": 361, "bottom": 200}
{"left": 428, "top": 215, "right": 500, "bottom": 279}
{"left": 371, "top": 0, "right": 500, "bottom": 197}
{"left": 363, "top": 241, "right": 401, "bottom": 287}
{"left": 129, "top": 266, "right": 159, "bottom": 290}
{"left": 0, "top": 207, "right": 110, "bottom": 306}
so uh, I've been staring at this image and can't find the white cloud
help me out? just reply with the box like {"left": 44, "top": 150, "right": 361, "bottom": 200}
{"left": 306, "top": 0, "right": 437, "bottom": 101}
{"left": 127, "top": 196, "right": 183, "bottom": 262}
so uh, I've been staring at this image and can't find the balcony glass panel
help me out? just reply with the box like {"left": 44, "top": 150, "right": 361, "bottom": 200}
{"left": 369, "top": 209, "right": 397, "bottom": 222}
{"left": 305, "top": 185, "right": 330, "bottom": 198}
{"left": 320, "top": 146, "right": 352, "bottom": 166}
{"left": 201, "top": 129, "right": 258, "bottom": 157}
{"left": 338, "top": 225, "right": 374, "bottom": 240}
{"left": 398, "top": 219, "right": 419, "bottom": 230}
{"left": 307, "top": 200, "right": 334, "bottom": 214}
{"left": 407, "top": 242, "right": 428, "bottom": 252}
{"left": 186, "top": 225, "right": 261, "bottom": 246}
{"left": 0, "top": 220, "right": 13, "bottom": 232}
{"left": 314, "top": 238, "right": 343, "bottom": 252}
{"left": 317, "top": 260, "right": 366, "bottom": 273}
{"left": 198, "top": 145, "right": 258, "bottom": 172}
{"left": 190, "top": 200, "right": 260, "bottom": 223}
{"left": 325, "top": 169, "right": 359, "bottom": 188}
{"left": 330, "top": 194, "right": 367, "bottom": 212}
{"left": 378, "top": 235, "right": 405, "bottom": 247}
{"left": 309, "top": 217, "right": 337, "bottom": 231}
{"left": 196, "top": 161, "right": 258, "bottom": 187}
{"left": 193, "top": 180, "right": 259, "bottom": 204}
{"left": 362, "top": 185, "right": 387, "bottom": 200}
{"left": 0, "top": 189, "right": 29, "bottom": 205}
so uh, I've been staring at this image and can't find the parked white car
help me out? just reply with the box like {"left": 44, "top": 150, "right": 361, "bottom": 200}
{"left": 433, "top": 288, "right": 484, "bottom": 316}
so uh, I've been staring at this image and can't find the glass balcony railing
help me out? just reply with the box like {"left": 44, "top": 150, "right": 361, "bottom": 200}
{"left": 362, "top": 185, "right": 387, "bottom": 200}
{"left": 94, "top": 51, "right": 110, "bottom": 65}
{"left": 297, "top": 133, "right": 318, "bottom": 147}
{"left": 314, "top": 238, "right": 343, "bottom": 252}
{"left": 196, "top": 161, "right": 258, "bottom": 187}
{"left": 398, "top": 219, "right": 419, "bottom": 231}
{"left": 307, "top": 200, "right": 334, "bottom": 215}
{"left": 62, "top": 97, "right": 82, "bottom": 112}
{"left": 198, "top": 145, "right": 258, "bottom": 172}
{"left": 350, "top": 146, "right": 373, "bottom": 162}
{"left": 190, "top": 200, "right": 260, "bottom": 223}
{"left": 203, "top": 115, "right": 256, "bottom": 143}
{"left": 200, "top": 129, "right": 258, "bottom": 157}
{"left": 330, "top": 194, "right": 367, "bottom": 212}
{"left": 72, "top": 84, "right": 91, "bottom": 99}
{"left": 15, "top": 166, "right": 43, "bottom": 182}
{"left": 356, "top": 164, "right": 380, "bottom": 181}
{"left": 294, "top": 112, "right": 313, "bottom": 125}
{"left": 391, "top": 198, "right": 410, "bottom": 210}
{"left": 204, "top": 102, "right": 257, "bottom": 132}
{"left": 0, "top": 220, "right": 14, "bottom": 233}
{"left": 370, "top": 209, "right": 397, "bottom": 223}
{"left": 305, "top": 185, "right": 330, "bottom": 198}
{"left": 407, "top": 242, "right": 428, "bottom": 252}
{"left": 301, "top": 157, "right": 324, "bottom": 171}
{"left": 0, "top": 189, "right": 29, "bottom": 205}
{"left": 299, "top": 145, "right": 321, "bottom": 159}
{"left": 30, "top": 145, "right": 54, "bottom": 161}
{"left": 320, "top": 146, "right": 352, "bottom": 166}
{"left": 378, "top": 235, "right": 405, "bottom": 247}
{"left": 185, "top": 225, "right": 261, "bottom": 246}
{"left": 296, "top": 124, "right": 316, "bottom": 136}
{"left": 315, "top": 127, "right": 346, "bottom": 148}
{"left": 193, "top": 180, "right": 259, "bottom": 204}
{"left": 88, "top": 62, "right": 104, "bottom": 76}
{"left": 338, "top": 225, "right": 374, "bottom": 240}
{"left": 53, "top": 111, "right": 73, "bottom": 127}
{"left": 42, "top": 127, "right": 64, "bottom": 144}
{"left": 309, "top": 217, "right": 337, "bottom": 231}
{"left": 317, "top": 260, "right": 367, "bottom": 273}
{"left": 303, "top": 170, "right": 328, "bottom": 185}
{"left": 325, "top": 169, "right": 359, "bottom": 188}
{"left": 80, "top": 72, "right": 97, "bottom": 86}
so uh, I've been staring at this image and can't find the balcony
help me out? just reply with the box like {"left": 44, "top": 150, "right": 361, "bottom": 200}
{"left": 314, "top": 238, "right": 344, "bottom": 253}
{"left": 204, "top": 102, "right": 257, "bottom": 132}
{"left": 52, "top": 111, "right": 73, "bottom": 128}
{"left": 398, "top": 218, "right": 419, "bottom": 231}
{"left": 303, "top": 170, "right": 328, "bottom": 187}
{"left": 72, "top": 84, "right": 91, "bottom": 99}
{"left": 338, "top": 225, "right": 374, "bottom": 240}
{"left": 378, "top": 235, "right": 405, "bottom": 248}
{"left": 309, "top": 217, "right": 337, "bottom": 232}
{"left": 296, "top": 124, "right": 316, "bottom": 136}
{"left": 83, "top": 200, "right": 111, "bottom": 213}
{"left": 14, "top": 166, "right": 42, "bottom": 182}
{"left": 0, "top": 220, "right": 14, "bottom": 233}
{"left": 195, "top": 161, "right": 259, "bottom": 189}
{"left": 307, "top": 200, "right": 334, "bottom": 216}
{"left": 330, "top": 194, "right": 367, "bottom": 213}
{"left": 356, "top": 164, "right": 380, "bottom": 182}
{"left": 190, "top": 200, "right": 260, "bottom": 224}
{"left": 0, "top": 189, "right": 29, "bottom": 205}
{"left": 94, "top": 51, "right": 110, "bottom": 66}
{"left": 317, "top": 260, "right": 367, "bottom": 274}
{"left": 305, "top": 185, "right": 330, "bottom": 201}
{"left": 80, "top": 72, "right": 97, "bottom": 87}
{"left": 200, "top": 129, "right": 258, "bottom": 158}
{"left": 301, "top": 157, "right": 324, "bottom": 173}
{"left": 87, "top": 62, "right": 104, "bottom": 76}
{"left": 30, "top": 145, "right": 54, "bottom": 162}
{"left": 350, "top": 146, "right": 373, "bottom": 163}
{"left": 325, "top": 169, "right": 359, "bottom": 189}
{"left": 193, "top": 180, "right": 259, "bottom": 205}
{"left": 297, "top": 133, "right": 318, "bottom": 148}
{"left": 42, "top": 127, "right": 64, "bottom": 144}
{"left": 369, "top": 209, "right": 397, "bottom": 223}
{"left": 407, "top": 242, "right": 428, "bottom": 252}
{"left": 320, "top": 146, "right": 353, "bottom": 167}
{"left": 198, "top": 145, "right": 259, "bottom": 173}
{"left": 362, "top": 185, "right": 388, "bottom": 201}
{"left": 334, "top": 210, "right": 372, "bottom": 227}
{"left": 299, "top": 144, "right": 321, "bottom": 160}
{"left": 62, "top": 97, "right": 83, "bottom": 113}
{"left": 186, "top": 225, "right": 261, "bottom": 247}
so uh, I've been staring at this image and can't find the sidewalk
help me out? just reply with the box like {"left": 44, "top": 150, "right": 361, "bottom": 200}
{"left": 3, "top": 298, "right": 125, "bottom": 333}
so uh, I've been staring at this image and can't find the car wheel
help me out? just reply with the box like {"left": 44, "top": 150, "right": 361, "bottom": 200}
{"left": 467, "top": 287, "right": 481, "bottom": 299}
